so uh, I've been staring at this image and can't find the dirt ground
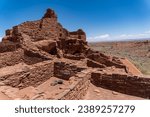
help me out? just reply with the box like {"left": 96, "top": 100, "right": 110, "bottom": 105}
{"left": 89, "top": 40, "right": 150, "bottom": 75}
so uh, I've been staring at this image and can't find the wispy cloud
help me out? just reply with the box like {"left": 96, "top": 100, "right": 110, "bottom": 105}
{"left": 95, "top": 34, "right": 110, "bottom": 39}
{"left": 144, "top": 30, "right": 150, "bottom": 34}
{"left": 115, "top": 33, "right": 150, "bottom": 40}
{"left": 88, "top": 30, "right": 150, "bottom": 42}
{"left": 88, "top": 34, "right": 110, "bottom": 42}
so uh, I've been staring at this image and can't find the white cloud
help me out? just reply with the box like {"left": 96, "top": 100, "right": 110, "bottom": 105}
{"left": 88, "top": 34, "right": 110, "bottom": 42}
{"left": 115, "top": 33, "right": 149, "bottom": 40}
{"left": 89, "top": 34, "right": 110, "bottom": 39}
{"left": 94, "top": 34, "right": 110, "bottom": 39}
{"left": 144, "top": 30, "right": 150, "bottom": 34}
{"left": 88, "top": 30, "right": 150, "bottom": 42}
{"left": 122, "top": 33, "right": 150, "bottom": 39}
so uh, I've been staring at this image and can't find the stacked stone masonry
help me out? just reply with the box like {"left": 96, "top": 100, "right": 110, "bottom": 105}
{"left": 55, "top": 70, "right": 91, "bottom": 100}
{"left": 91, "top": 72, "right": 150, "bottom": 98}
{"left": 0, "top": 61, "right": 54, "bottom": 89}
{"left": 54, "top": 62, "right": 85, "bottom": 80}
{"left": 0, "top": 8, "right": 150, "bottom": 100}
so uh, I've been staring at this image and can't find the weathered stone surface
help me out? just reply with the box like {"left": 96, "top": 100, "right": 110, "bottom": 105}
{"left": 54, "top": 62, "right": 85, "bottom": 80}
{"left": 0, "top": 8, "right": 149, "bottom": 100}
{"left": 43, "top": 8, "right": 57, "bottom": 19}
{"left": 91, "top": 72, "right": 150, "bottom": 98}
{"left": 87, "top": 59, "right": 106, "bottom": 68}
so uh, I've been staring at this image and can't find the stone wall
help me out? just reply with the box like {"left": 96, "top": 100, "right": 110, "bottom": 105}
{"left": 20, "top": 61, "right": 54, "bottom": 88}
{"left": 87, "top": 52, "right": 126, "bottom": 69}
{"left": 0, "top": 48, "right": 47, "bottom": 68}
{"left": 91, "top": 72, "right": 150, "bottom": 98}
{"left": 39, "top": 18, "right": 59, "bottom": 40}
{"left": 69, "top": 29, "right": 86, "bottom": 41}
{"left": 0, "top": 49, "right": 24, "bottom": 68}
{"left": 12, "top": 19, "right": 58, "bottom": 42}
{"left": 54, "top": 62, "right": 85, "bottom": 80}
{"left": 9, "top": 9, "right": 68, "bottom": 42}
{"left": 0, "top": 60, "right": 54, "bottom": 89}
{"left": 0, "top": 42, "right": 20, "bottom": 53}
{"left": 55, "top": 70, "right": 91, "bottom": 100}
{"left": 58, "top": 38, "right": 87, "bottom": 56}
{"left": 87, "top": 59, "right": 106, "bottom": 68}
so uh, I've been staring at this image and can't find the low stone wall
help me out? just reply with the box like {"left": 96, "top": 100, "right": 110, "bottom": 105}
{"left": 64, "top": 54, "right": 85, "bottom": 60}
{"left": 87, "top": 59, "right": 106, "bottom": 68}
{"left": 20, "top": 61, "right": 54, "bottom": 88}
{"left": 0, "top": 48, "right": 48, "bottom": 68}
{"left": 1, "top": 60, "right": 54, "bottom": 89}
{"left": 55, "top": 70, "right": 91, "bottom": 100}
{"left": 91, "top": 72, "right": 150, "bottom": 98}
{"left": 87, "top": 52, "right": 126, "bottom": 69}
{"left": 0, "top": 42, "right": 20, "bottom": 53}
{"left": 54, "top": 62, "right": 85, "bottom": 80}
{"left": 0, "top": 49, "right": 24, "bottom": 68}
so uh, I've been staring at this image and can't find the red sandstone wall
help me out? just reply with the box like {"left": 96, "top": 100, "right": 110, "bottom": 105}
{"left": 69, "top": 29, "right": 86, "bottom": 41}
{"left": 0, "top": 49, "right": 24, "bottom": 68}
{"left": 91, "top": 72, "right": 150, "bottom": 98}
{"left": 87, "top": 59, "right": 106, "bottom": 68}
{"left": 0, "top": 48, "right": 47, "bottom": 68}
{"left": 12, "top": 18, "right": 67, "bottom": 42}
{"left": 87, "top": 52, "right": 126, "bottom": 68}
{"left": 1, "top": 61, "right": 54, "bottom": 89}
{"left": 55, "top": 70, "right": 91, "bottom": 100}
{"left": 0, "top": 42, "right": 20, "bottom": 53}
{"left": 20, "top": 61, "right": 54, "bottom": 88}
{"left": 54, "top": 62, "right": 85, "bottom": 80}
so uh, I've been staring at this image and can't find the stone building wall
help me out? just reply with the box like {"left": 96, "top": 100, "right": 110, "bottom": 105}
{"left": 12, "top": 19, "right": 59, "bottom": 41}
{"left": 0, "top": 49, "right": 24, "bottom": 68}
{"left": 54, "top": 62, "right": 85, "bottom": 80}
{"left": 0, "top": 60, "right": 54, "bottom": 89}
{"left": 3, "top": 8, "right": 86, "bottom": 44}
{"left": 58, "top": 39, "right": 87, "bottom": 55}
{"left": 69, "top": 29, "right": 86, "bottom": 41}
{"left": 91, "top": 72, "right": 150, "bottom": 98}
{"left": 87, "top": 59, "right": 106, "bottom": 68}
{"left": 0, "top": 41, "right": 20, "bottom": 53}
{"left": 87, "top": 51, "right": 126, "bottom": 68}
{"left": 8, "top": 11, "right": 69, "bottom": 43}
{"left": 0, "top": 48, "right": 47, "bottom": 68}
{"left": 55, "top": 70, "right": 91, "bottom": 100}
{"left": 19, "top": 61, "right": 54, "bottom": 88}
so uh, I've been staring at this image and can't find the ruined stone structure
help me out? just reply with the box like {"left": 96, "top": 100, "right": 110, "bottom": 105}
{"left": 0, "top": 8, "right": 150, "bottom": 100}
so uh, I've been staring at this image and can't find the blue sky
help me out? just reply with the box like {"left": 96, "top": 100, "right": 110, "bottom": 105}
{"left": 1, "top": 0, "right": 150, "bottom": 42}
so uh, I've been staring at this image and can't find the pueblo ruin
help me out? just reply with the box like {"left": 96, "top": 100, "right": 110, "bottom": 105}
{"left": 0, "top": 9, "right": 150, "bottom": 100}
